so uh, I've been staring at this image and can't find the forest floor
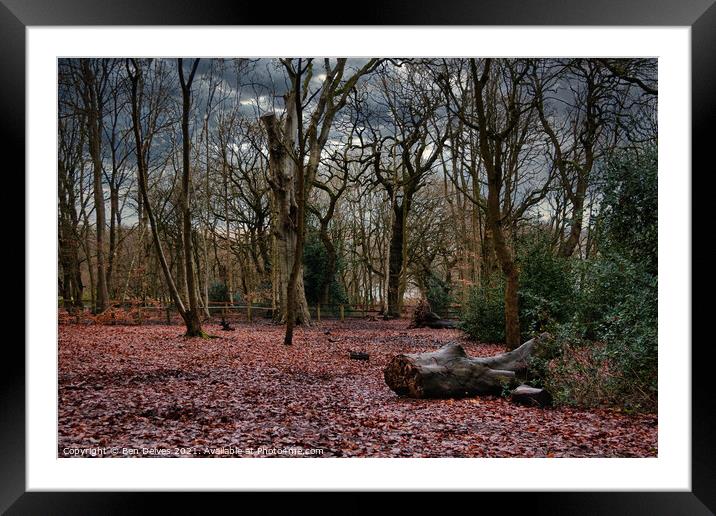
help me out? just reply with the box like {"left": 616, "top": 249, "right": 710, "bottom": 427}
{"left": 58, "top": 320, "right": 657, "bottom": 458}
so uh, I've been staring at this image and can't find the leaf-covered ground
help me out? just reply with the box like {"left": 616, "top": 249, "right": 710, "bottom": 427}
{"left": 58, "top": 321, "right": 657, "bottom": 458}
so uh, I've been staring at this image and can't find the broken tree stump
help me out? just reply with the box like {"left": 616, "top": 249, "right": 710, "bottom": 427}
{"left": 383, "top": 333, "right": 550, "bottom": 398}
{"left": 409, "top": 299, "right": 458, "bottom": 329}
{"left": 220, "top": 317, "right": 235, "bottom": 331}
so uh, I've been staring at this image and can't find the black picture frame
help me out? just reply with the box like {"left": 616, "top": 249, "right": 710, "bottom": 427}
{"left": 4, "top": 1, "right": 712, "bottom": 513}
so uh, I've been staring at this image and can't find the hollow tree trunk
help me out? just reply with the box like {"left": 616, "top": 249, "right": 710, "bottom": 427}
{"left": 273, "top": 209, "right": 311, "bottom": 324}
{"left": 410, "top": 300, "right": 457, "bottom": 329}
{"left": 261, "top": 103, "right": 311, "bottom": 326}
{"left": 384, "top": 333, "right": 549, "bottom": 398}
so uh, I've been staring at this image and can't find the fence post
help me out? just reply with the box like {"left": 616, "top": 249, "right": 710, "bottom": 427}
{"left": 248, "top": 299, "right": 253, "bottom": 323}
{"left": 340, "top": 304, "right": 344, "bottom": 322}
{"left": 166, "top": 304, "right": 171, "bottom": 325}
{"left": 316, "top": 303, "right": 321, "bottom": 323}
{"left": 138, "top": 306, "right": 143, "bottom": 325}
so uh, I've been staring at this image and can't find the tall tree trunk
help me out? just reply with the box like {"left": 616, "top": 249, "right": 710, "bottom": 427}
{"left": 82, "top": 224, "right": 96, "bottom": 310}
{"left": 559, "top": 175, "right": 588, "bottom": 258}
{"left": 176, "top": 233, "right": 189, "bottom": 303}
{"left": 222, "top": 160, "right": 234, "bottom": 304}
{"left": 386, "top": 201, "right": 404, "bottom": 318}
{"left": 106, "top": 186, "right": 118, "bottom": 298}
{"left": 471, "top": 58, "right": 522, "bottom": 349}
{"left": 283, "top": 65, "right": 309, "bottom": 345}
{"left": 398, "top": 203, "right": 409, "bottom": 314}
{"left": 284, "top": 174, "right": 307, "bottom": 344}
{"left": 261, "top": 93, "right": 311, "bottom": 327}
{"left": 58, "top": 163, "right": 85, "bottom": 309}
{"left": 58, "top": 233, "right": 72, "bottom": 304}
{"left": 257, "top": 224, "right": 271, "bottom": 275}
{"left": 203, "top": 116, "right": 211, "bottom": 317}
{"left": 481, "top": 224, "right": 499, "bottom": 285}
{"left": 273, "top": 195, "right": 311, "bottom": 325}
{"left": 80, "top": 60, "right": 109, "bottom": 313}
{"left": 486, "top": 174, "right": 521, "bottom": 350}
{"left": 126, "top": 58, "right": 199, "bottom": 337}
{"left": 178, "top": 58, "right": 204, "bottom": 337}
{"left": 58, "top": 229, "right": 84, "bottom": 309}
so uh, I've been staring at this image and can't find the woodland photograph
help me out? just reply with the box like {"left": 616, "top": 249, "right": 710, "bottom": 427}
{"left": 57, "top": 57, "right": 658, "bottom": 458}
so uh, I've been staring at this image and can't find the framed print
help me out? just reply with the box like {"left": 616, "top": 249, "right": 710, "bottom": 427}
{"left": 4, "top": 0, "right": 712, "bottom": 513}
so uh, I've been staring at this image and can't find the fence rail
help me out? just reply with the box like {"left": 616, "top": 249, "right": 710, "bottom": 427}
{"left": 58, "top": 299, "right": 462, "bottom": 325}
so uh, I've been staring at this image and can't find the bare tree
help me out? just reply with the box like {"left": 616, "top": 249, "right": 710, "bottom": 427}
{"left": 533, "top": 59, "right": 655, "bottom": 257}
{"left": 177, "top": 58, "right": 204, "bottom": 336}
{"left": 308, "top": 101, "right": 368, "bottom": 305}
{"left": 261, "top": 58, "right": 379, "bottom": 344}
{"left": 126, "top": 59, "right": 206, "bottom": 337}
{"left": 439, "top": 58, "right": 554, "bottom": 349}
{"left": 58, "top": 66, "right": 86, "bottom": 309}
{"left": 77, "top": 59, "right": 114, "bottom": 312}
{"left": 367, "top": 61, "right": 448, "bottom": 317}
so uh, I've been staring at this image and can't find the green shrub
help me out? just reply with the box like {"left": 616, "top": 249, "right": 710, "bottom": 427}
{"left": 593, "top": 147, "right": 657, "bottom": 410}
{"left": 573, "top": 255, "right": 635, "bottom": 339}
{"left": 459, "top": 146, "right": 657, "bottom": 410}
{"left": 599, "top": 147, "right": 657, "bottom": 276}
{"left": 302, "top": 232, "right": 347, "bottom": 306}
{"left": 517, "top": 233, "right": 575, "bottom": 338}
{"left": 460, "top": 280, "right": 505, "bottom": 343}
{"left": 425, "top": 274, "right": 452, "bottom": 317}
{"left": 523, "top": 255, "right": 657, "bottom": 411}
{"left": 526, "top": 146, "right": 658, "bottom": 411}
{"left": 597, "top": 266, "right": 657, "bottom": 410}
{"left": 460, "top": 234, "right": 575, "bottom": 343}
{"left": 526, "top": 324, "right": 613, "bottom": 407}
{"left": 208, "top": 281, "right": 230, "bottom": 303}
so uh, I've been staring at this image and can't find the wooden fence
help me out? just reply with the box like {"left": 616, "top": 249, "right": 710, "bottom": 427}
{"left": 58, "top": 299, "right": 462, "bottom": 325}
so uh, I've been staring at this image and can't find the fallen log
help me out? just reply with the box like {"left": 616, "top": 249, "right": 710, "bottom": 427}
{"left": 383, "top": 333, "right": 550, "bottom": 399}
{"left": 510, "top": 384, "right": 553, "bottom": 407}
{"left": 423, "top": 318, "right": 458, "bottom": 329}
